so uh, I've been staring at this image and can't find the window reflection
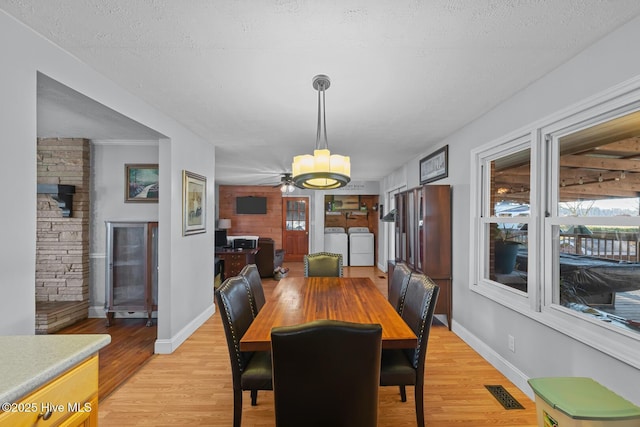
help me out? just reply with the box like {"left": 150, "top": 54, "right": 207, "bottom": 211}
{"left": 555, "top": 111, "right": 640, "bottom": 333}
{"left": 490, "top": 149, "right": 531, "bottom": 217}
{"left": 485, "top": 222, "right": 528, "bottom": 292}
{"left": 486, "top": 147, "right": 531, "bottom": 293}
{"left": 285, "top": 200, "right": 306, "bottom": 231}
{"left": 553, "top": 224, "right": 640, "bottom": 332}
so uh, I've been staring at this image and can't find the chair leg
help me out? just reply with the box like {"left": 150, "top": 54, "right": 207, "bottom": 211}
{"left": 415, "top": 382, "right": 425, "bottom": 427}
{"left": 233, "top": 389, "right": 242, "bottom": 427}
{"left": 400, "top": 385, "right": 407, "bottom": 402}
{"left": 251, "top": 389, "right": 258, "bottom": 406}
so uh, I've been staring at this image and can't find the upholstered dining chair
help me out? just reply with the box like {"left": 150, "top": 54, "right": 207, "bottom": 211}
{"left": 239, "top": 263, "right": 266, "bottom": 315}
{"left": 271, "top": 319, "right": 382, "bottom": 427}
{"left": 303, "top": 252, "right": 343, "bottom": 277}
{"left": 215, "top": 276, "right": 272, "bottom": 427}
{"left": 388, "top": 262, "right": 412, "bottom": 314}
{"left": 380, "top": 273, "right": 439, "bottom": 427}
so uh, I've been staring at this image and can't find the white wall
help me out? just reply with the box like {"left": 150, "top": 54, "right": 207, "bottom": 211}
{"left": 0, "top": 17, "right": 37, "bottom": 335}
{"left": 382, "top": 16, "right": 640, "bottom": 403}
{"left": 0, "top": 11, "right": 215, "bottom": 354}
{"left": 89, "top": 141, "right": 159, "bottom": 315}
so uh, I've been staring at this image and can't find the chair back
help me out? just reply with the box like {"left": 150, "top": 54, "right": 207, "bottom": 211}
{"left": 239, "top": 263, "right": 265, "bottom": 315}
{"left": 215, "top": 276, "right": 256, "bottom": 388}
{"left": 401, "top": 273, "right": 440, "bottom": 371}
{"left": 389, "top": 262, "right": 412, "bottom": 313}
{"left": 271, "top": 319, "right": 381, "bottom": 427}
{"left": 304, "top": 252, "right": 343, "bottom": 277}
{"left": 255, "top": 237, "right": 275, "bottom": 277}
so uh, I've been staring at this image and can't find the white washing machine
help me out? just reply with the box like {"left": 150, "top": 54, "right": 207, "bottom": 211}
{"left": 324, "top": 227, "right": 349, "bottom": 266}
{"left": 348, "top": 227, "right": 374, "bottom": 266}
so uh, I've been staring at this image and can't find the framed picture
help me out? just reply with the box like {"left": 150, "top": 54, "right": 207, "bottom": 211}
{"left": 182, "top": 170, "right": 206, "bottom": 236}
{"left": 419, "top": 145, "right": 448, "bottom": 184}
{"left": 125, "top": 164, "right": 159, "bottom": 202}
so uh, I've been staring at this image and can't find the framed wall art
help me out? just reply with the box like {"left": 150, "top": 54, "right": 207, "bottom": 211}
{"left": 419, "top": 145, "right": 448, "bottom": 184}
{"left": 125, "top": 164, "right": 159, "bottom": 202}
{"left": 182, "top": 170, "right": 207, "bottom": 236}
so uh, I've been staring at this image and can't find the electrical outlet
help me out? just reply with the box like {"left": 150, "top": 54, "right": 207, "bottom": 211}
{"left": 508, "top": 334, "right": 515, "bottom": 352}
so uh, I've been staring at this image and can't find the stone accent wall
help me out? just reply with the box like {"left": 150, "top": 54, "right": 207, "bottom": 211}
{"left": 36, "top": 138, "right": 90, "bottom": 332}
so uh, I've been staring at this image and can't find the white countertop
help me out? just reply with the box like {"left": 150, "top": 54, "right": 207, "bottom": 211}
{"left": 0, "top": 334, "right": 111, "bottom": 404}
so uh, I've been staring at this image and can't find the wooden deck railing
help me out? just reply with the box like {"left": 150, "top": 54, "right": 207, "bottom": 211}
{"left": 560, "top": 232, "right": 639, "bottom": 262}
{"left": 505, "top": 230, "right": 640, "bottom": 262}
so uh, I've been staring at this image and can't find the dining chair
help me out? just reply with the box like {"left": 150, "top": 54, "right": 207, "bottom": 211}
{"left": 303, "top": 252, "right": 343, "bottom": 277}
{"left": 239, "top": 263, "right": 265, "bottom": 315}
{"left": 215, "top": 276, "right": 272, "bottom": 427}
{"left": 271, "top": 319, "right": 382, "bottom": 427}
{"left": 388, "top": 262, "right": 412, "bottom": 314}
{"left": 380, "top": 273, "right": 440, "bottom": 427}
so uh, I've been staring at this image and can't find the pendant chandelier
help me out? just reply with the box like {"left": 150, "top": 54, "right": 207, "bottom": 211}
{"left": 292, "top": 75, "right": 351, "bottom": 189}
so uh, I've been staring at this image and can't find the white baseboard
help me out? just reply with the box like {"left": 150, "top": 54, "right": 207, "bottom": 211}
{"left": 154, "top": 304, "right": 215, "bottom": 354}
{"left": 451, "top": 319, "right": 535, "bottom": 401}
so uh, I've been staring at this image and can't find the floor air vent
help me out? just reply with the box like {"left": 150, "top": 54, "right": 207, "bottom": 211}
{"left": 484, "top": 385, "right": 524, "bottom": 410}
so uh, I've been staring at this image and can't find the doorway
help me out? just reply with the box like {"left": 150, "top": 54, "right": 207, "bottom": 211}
{"left": 282, "top": 197, "right": 309, "bottom": 261}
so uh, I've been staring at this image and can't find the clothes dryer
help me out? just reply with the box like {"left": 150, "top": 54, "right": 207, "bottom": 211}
{"left": 348, "top": 227, "right": 374, "bottom": 266}
{"left": 324, "top": 227, "right": 349, "bottom": 266}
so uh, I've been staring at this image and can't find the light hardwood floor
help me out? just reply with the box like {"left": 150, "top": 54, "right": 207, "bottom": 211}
{"left": 98, "top": 263, "right": 538, "bottom": 426}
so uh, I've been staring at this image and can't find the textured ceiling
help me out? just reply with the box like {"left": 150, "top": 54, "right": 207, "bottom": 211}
{"left": 3, "top": 1, "right": 640, "bottom": 186}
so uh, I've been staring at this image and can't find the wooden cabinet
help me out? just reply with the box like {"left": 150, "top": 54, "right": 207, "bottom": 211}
{"left": 215, "top": 248, "right": 259, "bottom": 280}
{"left": 393, "top": 185, "right": 451, "bottom": 329}
{"left": 0, "top": 355, "right": 99, "bottom": 427}
{"left": 105, "top": 221, "right": 158, "bottom": 327}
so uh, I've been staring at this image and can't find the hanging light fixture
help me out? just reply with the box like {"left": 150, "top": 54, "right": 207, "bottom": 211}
{"left": 280, "top": 182, "right": 295, "bottom": 193}
{"left": 278, "top": 173, "right": 296, "bottom": 194}
{"left": 292, "top": 75, "right": 350, "bottom": 189}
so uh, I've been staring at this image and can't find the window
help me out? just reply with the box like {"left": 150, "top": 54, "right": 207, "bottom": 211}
{"left": 285, "top": 200, "right": 306, "bottom": 231}
{"left": 471, "top": 134, "right": 534, "bottom": 311}
{"left": 546, "top": 110, "right": 640, "bottom": 336}
{"left": 471, "top": 82, "right": 640, "bottom": 365}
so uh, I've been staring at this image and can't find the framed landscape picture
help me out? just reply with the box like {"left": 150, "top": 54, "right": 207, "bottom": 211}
{"left": 182, "top": 170, "right": 206, "bottom": 236}
{"left": 125, "top": 164, "right": 159, "bottom": 202}
{"left": 419, "top": 145, "right": 448, "bottom": 184}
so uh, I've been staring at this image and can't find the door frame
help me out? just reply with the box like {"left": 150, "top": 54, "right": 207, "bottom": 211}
{"left": 282, "top": 196, "right": 311, "bottom": 262}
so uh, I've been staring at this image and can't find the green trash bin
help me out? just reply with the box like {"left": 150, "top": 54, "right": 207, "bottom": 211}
{"left": 528, "top": 377, "right": 640, "bottom": 427}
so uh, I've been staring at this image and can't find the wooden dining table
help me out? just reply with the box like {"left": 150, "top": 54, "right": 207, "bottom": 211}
{"left": 239, "top": 276, "right": 417, "bottom": 352}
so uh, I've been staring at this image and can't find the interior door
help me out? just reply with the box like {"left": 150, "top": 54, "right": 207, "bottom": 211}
{"left": 282, "top": 197, "right": 309, "bottom": 262}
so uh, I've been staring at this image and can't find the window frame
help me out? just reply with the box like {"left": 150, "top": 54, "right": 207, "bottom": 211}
{"left": 469, "top": 76, "right": 640, "bottom": 368}
{"left": 470, "top": 131, "right": 538, "bottom": 314}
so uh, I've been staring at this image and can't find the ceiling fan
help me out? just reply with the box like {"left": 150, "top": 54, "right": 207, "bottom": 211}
{"left": 273, "top": 173, "right": 300, "bottom": 193}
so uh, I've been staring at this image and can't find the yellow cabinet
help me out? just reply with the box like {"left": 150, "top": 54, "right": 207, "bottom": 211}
{"left": 0, "top": 355, "right": 99, "bottom": 427}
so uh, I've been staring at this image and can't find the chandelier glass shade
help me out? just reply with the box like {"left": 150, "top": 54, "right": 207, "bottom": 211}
{"left": 292, "top": 75, "right": 350, "bottom": 190}
{"left": 280, "top": 183, "right": 295, "bottom": 193}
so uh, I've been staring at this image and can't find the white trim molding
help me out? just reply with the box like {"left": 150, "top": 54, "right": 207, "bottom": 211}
{"left": 154, "top": 304, "right": 215, "bottom": 354}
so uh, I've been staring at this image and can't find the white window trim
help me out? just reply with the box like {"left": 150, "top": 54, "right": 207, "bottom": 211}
{"left": 469, "top": 131, "right": 535, "bottom": 314}
{"left": 469, "top": 74, "right": 640, "bottom": 369}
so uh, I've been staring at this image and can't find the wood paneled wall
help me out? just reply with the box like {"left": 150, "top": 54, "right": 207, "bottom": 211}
{"left": 218, "top": 186, "right": 284, "bottom": 248}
